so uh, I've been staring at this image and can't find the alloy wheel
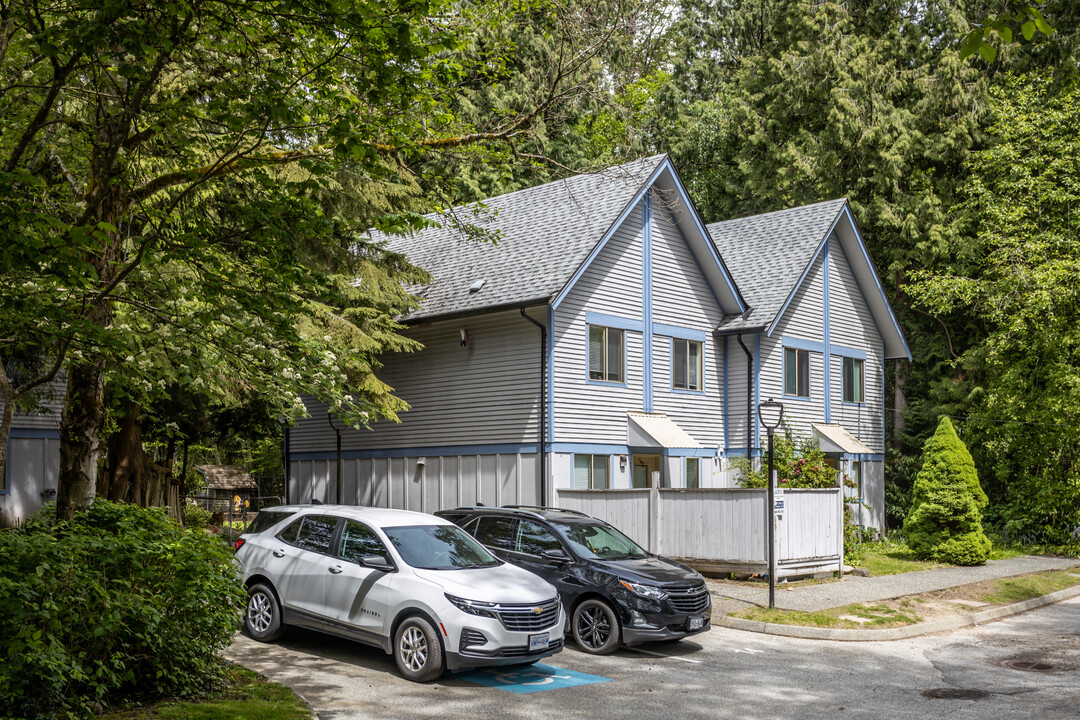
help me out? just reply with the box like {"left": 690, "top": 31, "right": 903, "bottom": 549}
{"left": 399, "top": 626, "right": 429, "bottom": 672}
{"left": 577, "top": 605, "right": 612, "bottom": 648}
{"left": 247, "top": 591, "right": 273, "bottom": 634}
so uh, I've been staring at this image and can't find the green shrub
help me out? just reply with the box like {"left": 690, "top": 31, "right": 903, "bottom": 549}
{"left": 0, "top": 500, "right": 244, "bottom": 719}
{"left": 181, "top": 501, "right": 213, "bottom": 529}
{"left": 903, "top": 417, "right": 991, "bottom": 566}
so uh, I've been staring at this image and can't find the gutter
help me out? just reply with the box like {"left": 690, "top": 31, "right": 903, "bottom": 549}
{"left": 520, "top": 306, "right": 548, "bottom": 504}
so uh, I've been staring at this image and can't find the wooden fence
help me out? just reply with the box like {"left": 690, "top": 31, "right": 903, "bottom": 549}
{"left": 555, "top": 486, "right": 843, "bottom": 578}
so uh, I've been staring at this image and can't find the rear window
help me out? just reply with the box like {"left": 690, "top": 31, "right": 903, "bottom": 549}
{"left": 245, "top": 509, "right": 296, "bottom": 535}
{"left": 279, "top": 515, "right": 339, "bottom": 555}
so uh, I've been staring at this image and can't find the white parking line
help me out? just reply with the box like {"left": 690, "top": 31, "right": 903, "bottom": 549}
{"left": 624, "top": 647, "right": 702, "bottom": 664}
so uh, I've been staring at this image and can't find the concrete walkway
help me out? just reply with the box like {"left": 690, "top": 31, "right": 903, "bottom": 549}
{"left": 707, "top": 555, "right": 1080, "bottom": 614}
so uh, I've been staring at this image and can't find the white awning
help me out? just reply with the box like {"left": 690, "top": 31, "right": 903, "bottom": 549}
{"left": 627, "top": 412, "right": 703, "bottom": 449}
{"left": 811, "top": 423, "right": 873, "bottom": 455}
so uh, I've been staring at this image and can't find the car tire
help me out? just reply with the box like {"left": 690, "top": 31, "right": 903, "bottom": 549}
{"left": 245, "top": 583, "right": 285, "bottom": 642}
{"left": 572, "top": 599, "right": 620, "bottom": 655}
{"left": 394, "top": 615, "right": 445, "bottom": 682}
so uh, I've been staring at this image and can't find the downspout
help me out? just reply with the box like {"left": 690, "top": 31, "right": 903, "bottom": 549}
{"left": 737, "top": 334, "right": 754, "bottom": 460}
{"left": 521, "top": 306, "right": 547, "bottom": 504}
{"left": 327, "top": 414, "right": 342, "bottom": 504}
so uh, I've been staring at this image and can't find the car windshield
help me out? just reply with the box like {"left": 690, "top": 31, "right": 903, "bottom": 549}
{"left": 382, "top": 524, "right": 501, "bottom": 570}
{"left": 553, "top": 522, "right": 648, "bottom": 560}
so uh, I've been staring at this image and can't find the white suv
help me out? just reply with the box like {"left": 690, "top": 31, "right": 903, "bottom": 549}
{"left": 234, "top": 505, "right": 565, "bottom": 682}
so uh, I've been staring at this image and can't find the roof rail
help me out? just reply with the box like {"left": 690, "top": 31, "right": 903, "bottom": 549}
{"left": 503, "top": 505, "right": 595, "bottom": 519}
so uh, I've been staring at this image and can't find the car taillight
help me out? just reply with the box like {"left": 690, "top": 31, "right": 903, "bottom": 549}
{"left": 235, "top": 538, "right": 245, "bottom": 551}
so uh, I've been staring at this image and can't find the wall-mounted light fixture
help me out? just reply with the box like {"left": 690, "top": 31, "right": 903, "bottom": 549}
{"left": 619, "top": 455, "right": 627, "bottom": 471}
{"left": 460, "top": 329, "right": 469, "bottom": 346}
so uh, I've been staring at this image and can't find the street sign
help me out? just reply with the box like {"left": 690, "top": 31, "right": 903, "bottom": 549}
{"left": 773, "top": 488, "right": 784, "bottom": 518}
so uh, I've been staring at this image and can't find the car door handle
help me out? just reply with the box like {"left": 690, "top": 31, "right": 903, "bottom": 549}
{"left": 328, "top": 564, "right": 343, "bottom": 574}
{"left": 272, "top": 549, "right": 286, "bottom": 558}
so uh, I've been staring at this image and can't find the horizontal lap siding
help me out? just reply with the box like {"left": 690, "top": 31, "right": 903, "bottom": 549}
{"left": 650, "top": 208, "right": 724, "bottom": 448}
{"left": 767, "top": 254, "right": 826, "bottom": 438}
{"left": 1, "top": 379, "right": 65, "bottom": 431}
{"left": 289, "top": 308, "right": 544, "bottom": 452}
{"left": 553, "top": 208, "right": 644, "bottom": 443}
{"left": 828, "top": 235, "right": 884, "bottom": 452}
{"left": 724, "top": 335, "right": 754, "bottom": 453}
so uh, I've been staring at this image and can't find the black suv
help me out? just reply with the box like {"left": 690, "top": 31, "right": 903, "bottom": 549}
{"left": 434, "top": 505, "right": 711, "bottom": 655}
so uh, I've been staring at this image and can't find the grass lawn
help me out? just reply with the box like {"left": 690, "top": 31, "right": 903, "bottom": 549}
{"left": 102, "top": 666, "right": 310, "bottom": 720}
{"left": 849, "top": 537, "right": 945, "bottom": 575}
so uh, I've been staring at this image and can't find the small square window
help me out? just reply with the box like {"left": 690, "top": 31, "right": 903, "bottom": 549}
{"left": 673, "top": 339, "right": 703, "bottom": 391}
{"left": 588, "top": 326, "right": 624, "bottom": 383}
{"left": 843, "top": 357, "right": 864, "bottom": 403}
{"left": 784, "top": 347, "right": 810, "bottom": 397}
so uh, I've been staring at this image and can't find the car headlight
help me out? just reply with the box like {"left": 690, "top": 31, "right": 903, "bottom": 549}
{"left": 619, "top": 580, "right": 667, "bottom": 600}
{"left": 445, "top": 594, "right": 499, "bottom": 619}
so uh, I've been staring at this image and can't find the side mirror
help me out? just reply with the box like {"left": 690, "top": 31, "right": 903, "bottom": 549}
{"left": 541, "top": 548, "right": 571, "bottom": 563}
{"left": 360, "top": 555, "right": 395, "bottom": 572}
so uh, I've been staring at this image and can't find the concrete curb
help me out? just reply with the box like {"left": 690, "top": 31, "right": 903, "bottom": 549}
{"left": 715, "top": 583, "right": 1080, "bottom": 641}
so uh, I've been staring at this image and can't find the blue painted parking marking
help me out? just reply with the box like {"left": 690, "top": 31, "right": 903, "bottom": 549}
{"left": 458, "top": 663, "right": 612, "bottom": 693}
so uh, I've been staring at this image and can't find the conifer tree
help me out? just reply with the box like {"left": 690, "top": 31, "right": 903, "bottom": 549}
{"left": 903, "top": 417, "right": 991, "bottom": 565}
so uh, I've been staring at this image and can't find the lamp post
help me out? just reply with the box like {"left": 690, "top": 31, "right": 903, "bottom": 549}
{"left": 327, "top": 414, "right": 342, "bottom": 505}
{"left": 757, "top": 398, "right": 784, "bottom": 609}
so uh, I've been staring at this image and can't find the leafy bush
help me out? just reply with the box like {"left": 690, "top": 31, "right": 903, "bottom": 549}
{"left": 0, "top": 500, "right": 244, "bottom": 719}
{"left": 181, "top": 501, "right": 213, "bottom": 529}
{"left": 733, "top": 429, "right": 837, "bottom": 488}
{"left": 903, "top": 417, "right": 991, "bottom": 566}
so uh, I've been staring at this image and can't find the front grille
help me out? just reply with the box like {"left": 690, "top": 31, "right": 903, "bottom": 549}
{"left": 666, "top": 585, "right": 710, "bottom": 614}
{"left": 460, "top": 629, "right": 488, "bottom": 649}
{"left": 495, "top": 598, "right": 561, "bottom": 632}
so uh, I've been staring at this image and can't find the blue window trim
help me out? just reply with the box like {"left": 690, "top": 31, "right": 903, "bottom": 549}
{"left": 684, "top": 457, "right": 701, "bottom": 489}
{"left": 654, "top": 323, "right": 708, "bottom": 343}
{"left": 840, "top": 355, "right": 866, "bottom": 405}
{"left": 585, "top": 323, "right": 628, "bottom": 388}
{"left": 782, "top": 345, "right": 812, "bottom": 401}
{"left": 829, "top": 344, "right": 867, "bottom": 360}
{"left": 781, "top": 336, "right": 824, "bottom": 353}
{"left": 553, "top": 442, "right": 629, "bottom": 455}
{"left": 585, "top": 311, "right": 644, "bottom": 333}
{"left": 669, "top": 336, "right": 706, "bottom": 395}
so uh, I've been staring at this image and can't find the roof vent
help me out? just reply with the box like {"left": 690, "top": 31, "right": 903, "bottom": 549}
{"left": 469, "top": 279, "right": 486, "bottom": 293}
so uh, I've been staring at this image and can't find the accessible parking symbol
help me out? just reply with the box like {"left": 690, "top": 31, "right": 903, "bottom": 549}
{"left": 458, "top": 663, "right": 612, "bottom": 693}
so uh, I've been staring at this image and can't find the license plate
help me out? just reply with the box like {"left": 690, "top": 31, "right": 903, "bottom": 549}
{"left": 688, "top": 616, "right": 704, "bottom": 631}
{"left": 529, "top": 632, "right": 550, "bottom": 651}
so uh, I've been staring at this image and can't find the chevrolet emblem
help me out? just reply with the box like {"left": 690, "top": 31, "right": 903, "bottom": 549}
{"left": 532, "top": 606, "right": 544, "bottom": 614}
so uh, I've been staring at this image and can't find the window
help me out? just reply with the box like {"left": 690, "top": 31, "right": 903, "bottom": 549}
{"left": 673, "top": 338, "right": 703, "bottom": 391}
{"left": 573, "top": 454, "right": 610, "bottom": 489}
{"left": 784, "top": 347, "right": 810, "bottom": 397}
{"left": 474, "top": 516, "right": 518, "bottom": 551}
{"left": 588, "top": 325, "right": 624, "bottom": 383}
{"left": 516, "top": 520, "right": 563, "bottom": 556}
{"left": 280, "top": 515, "right": 338, "bottom": 554}
{"left": 848, "top": 461, "right": 863, "bottom": 500}
{"left": 339, "top": 521, "right": 387, "bottom": 563}
{"left": 842, "top": 356, "right": 864, "bottom": 403}
{"left": 685, "top": 458, "right": 700, "bottom": 489}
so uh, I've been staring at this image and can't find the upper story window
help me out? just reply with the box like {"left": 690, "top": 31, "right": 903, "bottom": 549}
{"left": 573, "top": 454, "right": 610, "bottom": 489}
{"left": 588, "top": 325, "right": 624, "bottom": 383}
{"left": 842, "top": 357, "right": 864, "bottom": 403}
{"left": 784, "top": 347, "right": 810, "bottom": 398}
{"left": 672, "top": 338, "right": 703, "bottom": 391}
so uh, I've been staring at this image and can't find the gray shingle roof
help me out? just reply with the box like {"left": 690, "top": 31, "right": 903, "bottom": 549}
{"left": 382, "top": 155, "right": 667, "bottom": 321}
{"left": 706, "top": 199, "right": 848, "bottom": 333}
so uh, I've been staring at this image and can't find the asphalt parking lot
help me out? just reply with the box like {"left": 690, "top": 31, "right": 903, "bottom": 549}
{"left": 226, "top": 596, "right": 1080, "bottom": 720}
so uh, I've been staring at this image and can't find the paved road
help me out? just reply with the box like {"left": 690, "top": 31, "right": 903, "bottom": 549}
{"left": 708, "top": 555, "right": 1080, "bottom": 613}
{"left": 226, "top": 596, "right": 1080, "bottom": 719}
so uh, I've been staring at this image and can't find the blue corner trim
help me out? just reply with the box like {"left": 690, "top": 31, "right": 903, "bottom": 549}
{"left": 586, "top": 311, "right": 644, "bottom": 333}
{"left": 643, "top": 194, "right": 654, "bottom": 413}
{"left": 9, "top": 428, "right": 61, "bottom": 439}
{"left": 653, "top": 323, "right": 708, "bottom": 343}
{"left": 823, "top": 237, "right": 832, "bottom": 424}
{"left": 551, "top": 159, "right": 669, "bottom": 310}
{"left": 781, "top": 336, "right": 825, "bottom": 353}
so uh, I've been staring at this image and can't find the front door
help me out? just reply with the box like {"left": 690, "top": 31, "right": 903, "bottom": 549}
{"left": 632, "top": 454, "right": 662, "bottom": 488}
{"left": 324, "top": 520, "right": 397, "bottom": 641}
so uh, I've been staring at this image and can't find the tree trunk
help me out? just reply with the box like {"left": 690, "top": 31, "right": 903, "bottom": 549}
{"left": 893, "top": 359, "right": 908, "bottom": 444}
{"left": 57, "top": 358, "right": 107, "bottom": 519}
